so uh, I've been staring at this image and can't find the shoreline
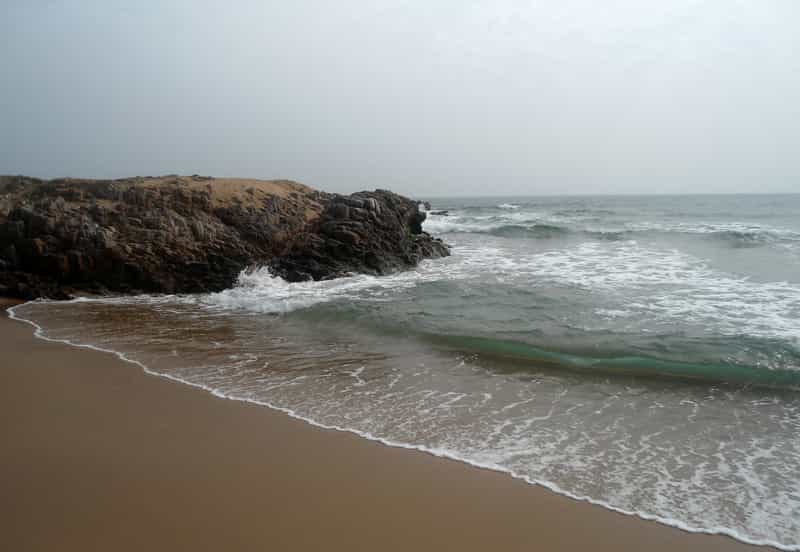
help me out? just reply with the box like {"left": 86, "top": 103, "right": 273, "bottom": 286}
{"left": 1, "top": 298, "right": 768, "bottom": 551}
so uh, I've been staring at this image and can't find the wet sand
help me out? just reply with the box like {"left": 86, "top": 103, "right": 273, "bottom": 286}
{"left": 0, "top": 298, "right": 765, "bottom": 551}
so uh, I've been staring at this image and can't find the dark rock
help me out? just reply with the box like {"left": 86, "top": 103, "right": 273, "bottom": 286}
{"left": 1, "top": 244, "right": 18, "bottom": 267}
{"left": 0, "top": 175, "right": 449, "bottom": 299}
{"left": 330, "top": 203, "right": 350, "bottom": 220}
{"left": 270, "top": 189, "right": 449, "bottom": 282}
{"left": 409, "top": 211, "right": 426, "bottom": 234}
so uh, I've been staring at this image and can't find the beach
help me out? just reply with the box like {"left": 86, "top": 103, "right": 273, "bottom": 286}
{"left": 0, "top": 298, "right": 762, "bottom": 552}
{"left": 4, "top": 1, "right": 797, "bottom": 548}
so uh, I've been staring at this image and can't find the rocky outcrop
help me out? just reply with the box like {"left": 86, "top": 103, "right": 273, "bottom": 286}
{"left": 0, "top": 175, "right": 449, "bottom": 299}
{"left": 270, "top": 190, "right": 449, "bottom": 282}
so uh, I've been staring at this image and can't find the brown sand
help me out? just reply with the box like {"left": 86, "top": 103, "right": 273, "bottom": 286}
{"left": 0, "top": 298, "right": 765, "bottom": 551}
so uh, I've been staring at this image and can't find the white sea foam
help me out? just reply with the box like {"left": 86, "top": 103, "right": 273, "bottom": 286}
{"left": 425, "top": 226, "right": 800, "bottom": 348}
{"left": 422, "top": 211, "right": 547, "bottom": 234}
{"left": 196, "top": 262, "right": 464, "bottom": 313}
{"left": 440, "top": 235, "right": 800, "bottom": 349}
{"left": 157, "top": 235, "right": 800, "bottom": 348}
{"left": 422, "top": 214, "right": 504, "bottom": 234}
{"left": 499, "top": 241, "right": 800, "bottom": 344}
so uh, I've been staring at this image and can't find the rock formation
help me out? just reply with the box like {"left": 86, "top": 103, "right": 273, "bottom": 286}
{"left": 270, "top": 190, "right": 448, "bottom": 282}
{"left": 0, "top": 175, "right": 449, "bottom": 299}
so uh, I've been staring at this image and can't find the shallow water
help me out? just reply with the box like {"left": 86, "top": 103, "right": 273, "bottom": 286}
{"left": 12, "top": 194, "right": 800, "bottom": 550}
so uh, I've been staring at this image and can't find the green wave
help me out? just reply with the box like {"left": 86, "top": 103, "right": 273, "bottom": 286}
{"left": 291, "top": 302, "right": 800, "bottom": 390}
{"left": 427, "top": 334, "right": 800, "bottom": 389}
{"left": 487, "top": 224, "right": 570, "bottom": 239}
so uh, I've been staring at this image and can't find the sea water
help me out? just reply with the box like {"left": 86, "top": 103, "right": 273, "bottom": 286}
{"left": 10, "top": 194, "right": 800, "bottom": 549}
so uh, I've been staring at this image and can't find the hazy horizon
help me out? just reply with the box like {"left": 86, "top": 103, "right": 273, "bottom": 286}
{"left": 2, "top": 1, "right": 798, "bottom": 196}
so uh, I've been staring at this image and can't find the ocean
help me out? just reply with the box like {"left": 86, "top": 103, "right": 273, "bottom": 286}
{"left": 10, "top": 194, "right": 800, "bottom": 549}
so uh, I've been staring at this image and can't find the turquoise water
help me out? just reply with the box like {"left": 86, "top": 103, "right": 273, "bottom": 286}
{"left": 12, "top": 194, "right": 800, "bottom": 549}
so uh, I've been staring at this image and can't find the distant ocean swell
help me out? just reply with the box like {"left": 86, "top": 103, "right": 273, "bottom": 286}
{"left": 424, "top": 212, "right": 800, "bottom": 249}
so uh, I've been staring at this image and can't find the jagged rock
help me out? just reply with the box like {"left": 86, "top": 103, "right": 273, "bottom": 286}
{"left": 269, "top": 190, "right": 449, "bottom": 282}
{"left": 0, "top": 175, "right": 449, "bottom": 299}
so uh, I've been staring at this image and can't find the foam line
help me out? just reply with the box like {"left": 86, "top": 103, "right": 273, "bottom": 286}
{"left": 6, "top": 300, "right": 797, "bottom": 551}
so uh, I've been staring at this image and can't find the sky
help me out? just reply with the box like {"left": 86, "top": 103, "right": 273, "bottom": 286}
{"left": 1, "top": 1, "right": 799, "bottom": 196}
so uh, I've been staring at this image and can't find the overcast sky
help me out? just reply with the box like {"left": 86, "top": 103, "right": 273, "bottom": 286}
{"left": 2, "top": 1, "right": 798, "bottom": 195}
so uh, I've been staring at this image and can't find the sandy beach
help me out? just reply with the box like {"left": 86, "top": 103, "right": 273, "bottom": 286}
{"left": 0, "top": 298, "right": 765, "bottom": 552}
